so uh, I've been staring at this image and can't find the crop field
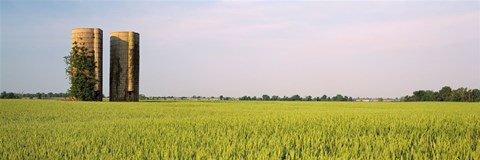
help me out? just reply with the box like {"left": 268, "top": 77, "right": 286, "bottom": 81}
{"left": 1, "top": 100, "right": 479, "bottom": 159}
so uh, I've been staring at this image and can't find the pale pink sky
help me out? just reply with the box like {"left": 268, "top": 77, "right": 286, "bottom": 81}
{"left": 1, "top": 1, "right": 479, "bottom": 98}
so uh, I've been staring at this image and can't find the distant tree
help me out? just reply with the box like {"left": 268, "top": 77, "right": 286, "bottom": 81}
{"left": 271, "top": 95, "right": 280, "bottom": 101}
{"left": 0, "top": 91, "right": 6, "bottom": 99}
{"left": 402, "top": 86, "right": 480, "bottom": 102}
{"left": 412, "top": 90, "right": 426, "bottom": 101}
{"left": 36, "top": 92, "right": 42, "bottom": 99}
{"left": 139, "top": 94, "right": 147, "bottom": 100}
{"left": 424, "top": 90, "right": 436, "bottom": 101}
{"left": 290, "top": 95, "right": 302, "bottom": 101}
{"left": 433, "top": 91, "right": 439, "bottom": 101}
{"left": 219, "top": 95, "right": 224, "bottom": 100}
{"left": 466, "top": 89, "right": 475, "bottom": 102}
{"left": 458, "top": 88, "right": 468, "bottom": 102}
{"left": 471, "top": 89, "right": 480, "bottom": 102}
{"left": 334, "top": 94, "right": 344, "bottom": 101}
{"left": 238, "top": 94, "right": 355, "bottom": 101}
{"left": 262, "top": 94, "right": 270, "bottom": 101}
{"left": 451, "top": 88, "right": 467, "bottom": 102}
{"left": 304, "top": 96, "right": 312, "bottom": 101}
{"left": 320, "top": 95, "right": 327, "bottom": 101}
{"left": 6, "top": 93, "right": 14, "bottom": 99}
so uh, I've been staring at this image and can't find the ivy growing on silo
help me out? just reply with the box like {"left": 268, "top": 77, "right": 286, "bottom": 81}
{"left": 64, "top": 41, "right": 97, "bottom": 101}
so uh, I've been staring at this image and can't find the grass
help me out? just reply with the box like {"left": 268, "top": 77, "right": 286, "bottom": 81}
{"left": 1, "top": 99, "right": 479, "bottom": 159}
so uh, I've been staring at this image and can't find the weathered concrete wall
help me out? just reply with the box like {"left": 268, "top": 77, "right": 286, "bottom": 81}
{"left": 110, "top": 31, "right": 140, "bottom": 101}
{"left": 71, "top": 28, "right": 103, "bottom": 101}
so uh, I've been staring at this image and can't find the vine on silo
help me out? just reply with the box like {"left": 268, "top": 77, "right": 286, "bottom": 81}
{"left": 64, "top": 41, "right": 97, "bottom": 101}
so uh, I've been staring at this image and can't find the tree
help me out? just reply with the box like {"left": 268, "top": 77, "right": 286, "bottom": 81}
{"left": 424, "top": 90, "right": 436, "bottom": 101}
{"left": 438, "top": 86, "right": 452, "bottom": 101}
{"left": 305, "top": 96, "right": 312, "bottom": 101}
{"left": 466, "top": 89, "right": 474, "bottom": 102}
{"left": 64, "top": 41, "right": 97, "bottom": 101}
{"left": 219, "top": 95, "right": 224, "bottom": 100}
{"left": 471, "top": 89, "right": 480, "bottom": 102}
{"left": 402, "top": 86, "right": 480, "bottom": 102}
{"left": 6, "top": 93, "right": 13, "bottom": 99}
{"left": 412, "top": 90, "right": 426, "bottom": 101}
{"left": 401, "top": 95, "right": 410, "bottom": 101}
{"left": 0, "top": 92, "right": 19, "bottom": 99}
{"left": 290, "top": 95, "right": 301, "bottom": 101}
{"left": 320, "top": 95, "right": 327, "bottom": 101}
{"left": 0, "top": 91, "right": 6, "bottom": 99}
{"left": 139, "top": 94, "right": 147, "bottom": 100}
{"left": 451, "top": 88, "right": 468, "bottom": 102}
{"left": 262, "top": 94, "right": 270, "bottom": 101}
{"left": 271, "top": 95, "right": 280, "bottom": 101}
{"left": 333, "top": 94, "right": 344, "bottom": 101}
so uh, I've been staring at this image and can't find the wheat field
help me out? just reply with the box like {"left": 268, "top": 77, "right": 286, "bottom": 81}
{"left": 1, "top": 100, "right": 479, "bottom": 159}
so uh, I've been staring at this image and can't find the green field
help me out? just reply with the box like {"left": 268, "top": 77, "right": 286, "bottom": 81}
{"left": 1, "top": 100, "right": 479, "bottom": 159}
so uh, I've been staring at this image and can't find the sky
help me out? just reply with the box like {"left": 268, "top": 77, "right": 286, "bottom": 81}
{"left": 1, "top": 0, "right": 479, "bottom": 98}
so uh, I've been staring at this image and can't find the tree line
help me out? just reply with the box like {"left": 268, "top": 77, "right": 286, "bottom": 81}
{"left": 239, "top": 94, "right": 353, "bottom": 101}
{"left": 0, "top": 91, "right": 68, "bottom": 99}
{"left": 401, "top": 86, "right": 480, "bottom": 102}
{"left": 3, "top": 86, "right": 478, "bottom": 102}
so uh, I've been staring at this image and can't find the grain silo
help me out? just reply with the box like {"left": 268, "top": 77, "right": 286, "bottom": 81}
{"left": 110, "top": 31, "right": 140, "bottom": 101}
{"left": 71, "top": 28, "right": 103, "bottom": 101}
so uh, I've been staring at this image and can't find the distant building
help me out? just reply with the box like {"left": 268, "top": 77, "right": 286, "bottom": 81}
{"left": 110, "top": 31, "right": 140, "bottom": 101}
{"left": 71, "top": 28, "right": 103, "bottom": 101}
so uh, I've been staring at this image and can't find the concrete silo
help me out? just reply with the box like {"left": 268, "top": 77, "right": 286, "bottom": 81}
{"left": 71, "top": 28, "right": 103, "bottom": 101}
{"left": 110, "top": 31, "right": 140, "bottom": 101}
